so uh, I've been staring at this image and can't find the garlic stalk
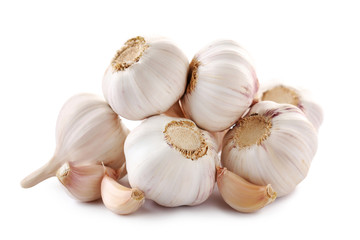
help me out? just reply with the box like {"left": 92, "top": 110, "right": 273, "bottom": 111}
{"left": 125, "top": 115, "right": 219, "bottom": 207}
{"left": 21, "top": 93, "right": 129, "bottom": 188}
{"left": 102, "top": 36, "right": 188, "bottom": 120}
{"left": 217, "top": 167, "right": 276, "bottom": 213}
{"left": 101, "top": 175, "right": 145, "bottom": 215}
{"left": 259, "top": 84, "right": 323, "bottom": 130}
{"left": 221, "top": 101, "right": 318, "bottom": 197}
{"left": 56, "top": 162, "right": 117, "bottom": 202}
{"left": 181, "top": 40, "right": 259, "bottom": 132}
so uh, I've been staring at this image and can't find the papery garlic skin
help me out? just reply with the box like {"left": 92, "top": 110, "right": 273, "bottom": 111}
{"left": 103, "top": 36, "right": 188, "bottom": 120}
{"left": 216, "top": 167, "right": 276, "bottom": 213}
{"left": 125, "top": 115, "right": 219, "bottom": 207}
{"left": 101, "top": 175, "right": 145, "bottom": 215}
{"left": 21, "top": 93, "right": 129, "bottom": 188}
{"left": 181, "top": 40, "right": 259, "bottom": 132}
{"left": 221, "top": 101, "right": 318, "bottom": 197}
{"left": 259, "top": 84, "right": 323, "bottom": 130}
{"left": 56, "top": 162, "right": 117, "bottom": 202}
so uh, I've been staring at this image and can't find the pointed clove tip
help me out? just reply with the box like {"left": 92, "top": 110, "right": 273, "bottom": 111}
{"left": 266, "top": 184, "right": 277, "bottom": 202}
{"left": 131, "top": 188, "right": 145, "bottom": 201}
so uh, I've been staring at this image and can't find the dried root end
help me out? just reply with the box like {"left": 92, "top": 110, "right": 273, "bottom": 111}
{"left": 261, "top": 85, "right": 300, "bottom": 107}
{"left": 111, "top": 36, "right": 149, "bottom": 71}
{"left": 186, "top": 58, "right": 201, "bottom": 94}
{"left": 163, "top": 120, "right": 208, "bottom": 160}
{"left": 234, "top": 114, "right": 272, "bottom": 149}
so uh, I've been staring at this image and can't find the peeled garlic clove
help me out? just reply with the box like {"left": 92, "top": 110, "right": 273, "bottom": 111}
{"left": 125, "top": 115, "right": 219, "bottom": 207}
{"left": 217, "top": 167, "right": 276, "bottom": 213}
{"left": 221, "top": 101, "right": 318, "bottom": 197}
{"left": 102, "top": 36, "right": 188, "bottom": 120}
{"left": 259, "top": 84, "right": 323, "bottom": 130}
{"left": 21, "top": 93, "right": 129, "bottom": 188}
{"left": 181, "top": 40, "right": 259, "bottom": 132}
{"left": 56, "top": 162, "right": 117, "bottom": 202}
{"left": 101, "top": 175, "right": 145, "bottom": 215}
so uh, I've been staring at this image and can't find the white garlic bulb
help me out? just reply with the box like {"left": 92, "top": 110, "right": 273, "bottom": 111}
{"left": 125, "top": 115, "right": 219, "bottom": 207}
{"left": 21, "top": 93, "right": 129, "bottom": 188}
{"left": 221, "top": 101, "right": 318, "bottom": 197}
{"left": 181, "top": 40, "right": 259, "bottom": 132}
{"left": 102, "top": 36, "right": 188, "bottom": 120}
{"left": 259, "top": 83, "right": 323, "bottom": 130}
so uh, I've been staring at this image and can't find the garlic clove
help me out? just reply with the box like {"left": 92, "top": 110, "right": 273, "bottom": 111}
{"left": 221, "top": 101, "right": 318, "bottom": 197}
{"left": 217, "top": 167, "right": 276, "bottom": 213}
{"left": 259, "top": 83, "right": 323, "bottom": 130}
{"left": 181, "top": 39, "right": 259, "bottom": 132}
{"left": 163, "top": 100, "right": 186, "bottom": 118}
{"left": 102, "top": 36, "right": 188, "bottom": 120}
{"left": 56, "top": 162, "right": 117, "bottom": 202}
{"left": 101, "top": 175, "right": 145, "bottom": 215}
{"left": 21, "top": 93, "right": 129, "bottom": 188}
{"left": 125, "top": 115, "right": 219, "bottom": 207}
{"left": 209, "top": 129, "right": 229, "bottom": 153}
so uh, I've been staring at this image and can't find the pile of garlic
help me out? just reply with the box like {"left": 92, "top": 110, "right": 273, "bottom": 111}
{"left": 21, "top": 36, "right": 322, "bottom": 215}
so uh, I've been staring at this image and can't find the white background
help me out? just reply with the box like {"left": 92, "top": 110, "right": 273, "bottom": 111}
{"left": 1, "top": 0, "right": 359, "bottom": 239}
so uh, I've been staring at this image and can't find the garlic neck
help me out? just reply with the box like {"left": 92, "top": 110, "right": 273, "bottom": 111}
{"left": 261, "top": 85, "right": 300, "bottom": 106}
{"left": 163, "top": 120, "right": 208, "bottom": 160}
{"left": 234, "top": 114, "right": 272, "bottom": 149}
{"left": 111, "top": 36, "right": 149, "bottom": 71}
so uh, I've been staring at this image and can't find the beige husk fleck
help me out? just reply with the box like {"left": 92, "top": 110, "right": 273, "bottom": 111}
{"left": 261, "top": 85, "right": 300, "bottom": 106}
{"left": 186, "top": 58, "right": 201, "bottom": 94}
{"left": 131, "top": 189, "right": 145, "bottom": 201}
{"left": 163, "top": 120, "right": 208, "bottom": 160}
{"left": 234, "top": 114, "right": 272, "bottom": 149}
{"left": 111, "top": 36, "right": 149, "bottom": 71}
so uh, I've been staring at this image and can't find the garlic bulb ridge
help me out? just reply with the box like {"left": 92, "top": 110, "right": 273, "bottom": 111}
{"left": 221, "top": 101, "right": 318, "bottom": 197}
{"left": 181, "top": 40, "right": 259, "bottom": 132}
{"left": 102, "top": 36, "right": 189, "bottom": 120}
{"left": 125, "top": 115, "right": 219, "bottom": 207}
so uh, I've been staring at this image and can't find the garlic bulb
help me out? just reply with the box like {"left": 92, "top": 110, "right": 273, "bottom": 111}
{"left": 217, "top": 167, "right": 276, "bottom": 213}
{"left": 102, "top": 36, "right": 188, "bottom": 120}
{"left": 221, "top": 101, "right": 318, "bottom": 197}
{"left": 101, "top": 175, "right": 145, "bottom": 215}
{"left": 56, "top": 162, "right": 117, "bottom": 202}
{"left": 259, "top": 84, "right": 323, "bottom": 130}
{"left": 181, "top": 40, "right": 259, "bottom": 132}
{"left": 125, "top": 115, "right": 219, "bottom": 207}
{"left": 21, "top": 93, "right": 129, "bottom": 188}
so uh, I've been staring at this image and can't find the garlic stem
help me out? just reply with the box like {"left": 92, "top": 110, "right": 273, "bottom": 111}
{"left": 21, "top": 157, "right": 60, "bottom": 188}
